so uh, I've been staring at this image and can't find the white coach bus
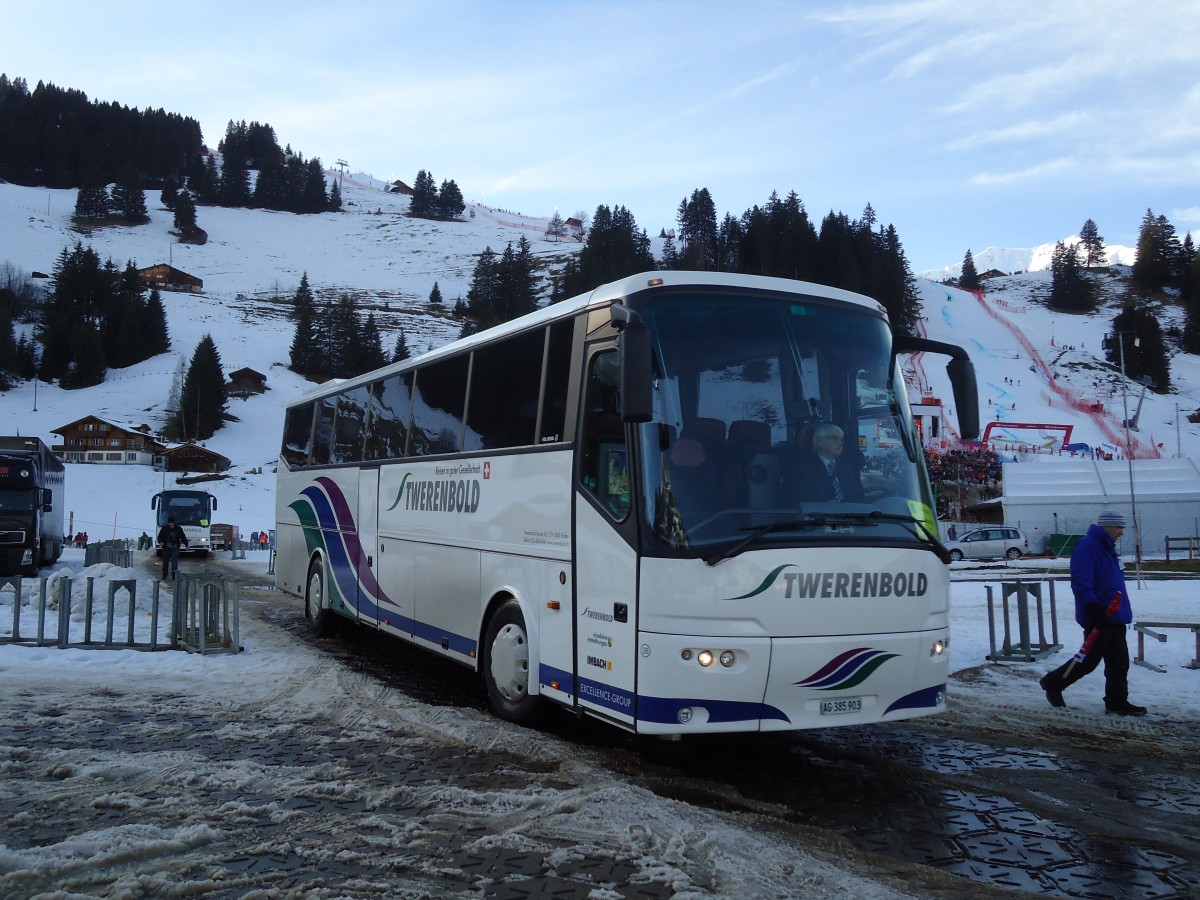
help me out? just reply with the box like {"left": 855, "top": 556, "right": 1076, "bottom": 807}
{"left": 275, "top": 271, "right": 979, "bottom": 736}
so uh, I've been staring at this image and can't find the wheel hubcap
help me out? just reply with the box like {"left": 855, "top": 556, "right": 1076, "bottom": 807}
{"left": 490, "top": 623, "right": 529, "bottom": 702}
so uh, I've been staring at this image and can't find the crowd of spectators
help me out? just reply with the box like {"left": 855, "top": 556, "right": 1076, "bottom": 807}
{"left": 925, "top": 447, "right": 1005, "bottom": 520}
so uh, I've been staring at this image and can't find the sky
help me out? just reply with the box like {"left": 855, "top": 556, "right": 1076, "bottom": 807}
{"left": 4, "top": 1, "right": 1199, "bottom": 272}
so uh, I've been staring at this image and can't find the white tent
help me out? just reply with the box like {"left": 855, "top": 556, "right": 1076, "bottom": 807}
{"left": 1000, "top": 457, "right": 1200, "bottom": 559}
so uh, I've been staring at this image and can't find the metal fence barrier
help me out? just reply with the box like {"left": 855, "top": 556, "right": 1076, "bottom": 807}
{"left": 1, "top": 572, "right": 240, "bottom": 655}
{"left": 173, "top": 573, "right": 241, "bottom": 655}
{"left": 84, "top": 540, "right": 134, "bottom": 568}
{"left": 986, "top": 578, "right": 1064, "bottom": 662}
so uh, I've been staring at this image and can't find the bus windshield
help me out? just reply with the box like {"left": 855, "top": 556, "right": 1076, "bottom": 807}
{"left": 636, "top": 292, "right": 935, "bottom": 557}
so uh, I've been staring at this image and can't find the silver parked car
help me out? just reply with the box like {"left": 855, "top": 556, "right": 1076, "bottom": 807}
{"left": 945, "top": 526, "right": 1028, "bottom": 561}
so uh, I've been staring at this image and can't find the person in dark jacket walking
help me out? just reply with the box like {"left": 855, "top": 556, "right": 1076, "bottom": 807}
{"left": 1039, "top": 509, "right": 1146, "bottom": 715}
{"left": 157, "top": 517, "right": 189, "bottom": 580}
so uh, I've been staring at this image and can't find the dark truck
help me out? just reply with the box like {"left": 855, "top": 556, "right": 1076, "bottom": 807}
{"left": 0, "top": 436, "right": 66, "bottom": 577}
{"left": 210, "top": 523, "right": 239, "bottom": 551}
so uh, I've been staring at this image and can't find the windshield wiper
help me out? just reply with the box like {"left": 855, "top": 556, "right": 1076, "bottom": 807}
{"left": 805, "top": 510, "right": 952, "bottom": 563}
{"left": 704, "top": 510, "right": 951, "bottom": 566}
{"left": 704, "top": 519, "right": 816, "bottom": 566}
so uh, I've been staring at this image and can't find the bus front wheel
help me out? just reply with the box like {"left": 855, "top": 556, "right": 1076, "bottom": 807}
{"left": 305, "top": 558, "right": 338, "bottom": 636}
{"left": 483, "top": 600, "right": 542, "bottom": 726}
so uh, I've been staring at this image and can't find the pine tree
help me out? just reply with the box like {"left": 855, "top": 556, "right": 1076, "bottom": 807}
{"left": 108, "top": 261, "right": 148, "bottom": 366}
{"left": 1048, "top": 242, "right": 1096, "bottom": 311}
{"left": 1183, "top": 251, "right": 1200, "bottom": 354}
{"left": 676, "top": 188, "right": 719, "bottom": 270}
{"left": 219, "top": 150, "right": 250, "bottom": 207}
{"left": 545, "top": 211, "right": 566, "bottom": 243}
{"left": 145, "top": 286, "right": 171, "bottom": 355}
{"left": 1109, "top": 304, "right": 1171, "bottom": 392}
{"left": 958, "top": 250, "right": 980, "bottom": 290}
{"left": 288, "top": 272, "right": 321, "bottom": 376}
{"left": 327, "top": 178, "right": 342, "bottom": 211}
{"left": 437, "top": 179, "right": 465, "bottom": 218}
{"left": 429, "top": 282, "right": 444, "bottom": 306}
{"left": 177, "top": 334, "right": 228, "bottom": 439}
{"left": 165, "top": 354, "right": 187, "bottom": 419}
{"left": 1079, "top": 219, "right": 1106, "bottom": 268}
{"left": 409, "top": 169, "right": 438, "bottom": 218}
{"left": 74, "top": 167, "right": 111, "bottom": 220}
{"left": 160, "top": 178, "right": 179, "bottom": 211}
{"left": 111, "top": 162, "right": 149, "bottom": 224}
{"left": 302, "top": 158, "right": 327, "bottom": 213}
{"left": 60, "top": 323, "right": 106, "bottom": 389}
{"left": 466, "top": 247, "right": 502, "bottom": 326}
{"left": 173, "top": 189, "right": 197, "bottom": 233}
{"left": 325, "top": 295, "right": 361, "bottom": 378}
{"left": 391, "top": 329, "right": 411, "bottom": 363}
{"left": 357, "top": 313, "right": 387, "bottom": 375}
{"left": 1131, "top": 209, "right": 1182, "bottom": 293}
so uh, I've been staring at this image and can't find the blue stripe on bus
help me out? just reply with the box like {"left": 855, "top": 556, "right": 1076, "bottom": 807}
{"left": 537, "top": 664, "right": 790, "bottom": 725}
{"left": 884, "top": 683, "right": 945, "bottom": 715}
{"left": 637, "top": 695, "right": 790, "bottom": 725}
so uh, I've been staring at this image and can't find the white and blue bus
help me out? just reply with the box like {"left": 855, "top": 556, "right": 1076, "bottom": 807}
{"left": 152, "top": 489, "right": 218, "bottom": 557}
{"left": 275, "top": 271, "right": 979, "bottom": 735}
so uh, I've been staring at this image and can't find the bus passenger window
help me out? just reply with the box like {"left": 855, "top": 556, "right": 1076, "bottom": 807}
{"left": 539, "top": 319, "right": 574, "bottom": 443}
{"left": 311, "top": 396, "right": 336, "bottom": 466}
{"left": 281, "top": 402, "right": 315, "bottom": 467}
{"left": 579, "top": 351, "right": 629, "bottom": 517}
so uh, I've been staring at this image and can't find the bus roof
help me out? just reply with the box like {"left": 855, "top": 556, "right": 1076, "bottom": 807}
{"left": 290, "top": 271, "right": 885, "bottom": 406}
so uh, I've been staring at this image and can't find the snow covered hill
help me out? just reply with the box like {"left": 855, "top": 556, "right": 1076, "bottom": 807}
{"left": 2, "top": 175, "right": 1198, "bottom": 545}
{"left": 917, "top": 236, "right": 1137, "bottom": 281}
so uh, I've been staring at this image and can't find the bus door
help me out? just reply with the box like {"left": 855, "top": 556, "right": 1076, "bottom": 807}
{"left": 374, "top": 464, "right": 416, "bottom": 639}
{"left": 573, "top": 348, "right": 638, "bottom": 727}
{"left": 355, "top": 468, "right": 380, "bottom": 626}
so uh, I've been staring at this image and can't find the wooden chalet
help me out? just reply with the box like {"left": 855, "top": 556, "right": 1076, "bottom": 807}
{"left": 228, "top": 367, "right": 267, "bottom": 396}
{"left": 389, "top": 180, "right": 413, "bottom": 194}
{"left": 52, "top": 416, "right": 163, "bottom": 465}
{"left": 160, "top": 442, "right": 231, "bottom": 474}
{"left": 137, "top": 264, "right": 204, "bottom": 293}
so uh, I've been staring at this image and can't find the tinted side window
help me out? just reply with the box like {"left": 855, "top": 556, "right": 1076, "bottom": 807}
{"left": 311, "top": 396, "right": 337, "bottom": 465}
{"left": 332, "top": 385, "right": 370, "bottom": 464}
{"left": 281, "top": 402, "right": 315, "bottom": 468}
{"left": 540, "top": 319, "right": 574, "bottom": 443}
{"left": 410, "top": 355, "right": 469, "bottom": 455}
{"left": 365, "top": 373, "right": 413, "bottom": 460}
{"left": 465, "top": 329, "right": 544, "bottom": 450}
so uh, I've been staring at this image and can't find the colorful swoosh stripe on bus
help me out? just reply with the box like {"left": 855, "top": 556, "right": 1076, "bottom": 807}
{"left": 288, "top": 476, "right": 394, "bottom": 618}
{"left": 723, "top": 564, "right": 797, "bottom": 600}
{"left": 794, "top": 648, "right": 898, "bottom": 690}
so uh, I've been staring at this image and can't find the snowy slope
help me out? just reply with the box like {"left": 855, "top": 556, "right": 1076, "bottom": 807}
{"left": 917, "top": 236, "right": 1137, "bottom": 281}
{"left": 2, "top": 177, "right": 1199, "bottom": 545}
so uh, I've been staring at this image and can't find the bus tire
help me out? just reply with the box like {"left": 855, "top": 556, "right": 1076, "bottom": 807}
{"left": 305, "top": 557, "right": 338, "bottom": 636}
{"left": 483, "top": 600, "right": 543, "bottom": 726}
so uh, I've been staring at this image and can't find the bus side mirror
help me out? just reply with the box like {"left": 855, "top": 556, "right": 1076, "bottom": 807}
{"left": 212, "top": 497, "right": 218, "bottom": 510}
{"left": 619, "top": 320, "right": 653, "bottom": 423}
{"left": 42, "top": 488, "right": 53, "bottom": 513}
{"left": 947, "top": 355, "right": 979, "bottom": 440}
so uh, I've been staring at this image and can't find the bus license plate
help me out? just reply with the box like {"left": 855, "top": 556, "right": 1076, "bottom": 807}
{"left": 820, "top": 697, "right": 862, "bottom": 715}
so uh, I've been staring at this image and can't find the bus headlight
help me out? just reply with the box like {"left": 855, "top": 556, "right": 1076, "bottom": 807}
{"left": 719, "top": 650, "right": 736, "bottom": 667}
{"left": 697, "top": 650, "right": 714, "bottom": 667}
{"left": 930, "top": 638, "right": 948, "bottom": 658}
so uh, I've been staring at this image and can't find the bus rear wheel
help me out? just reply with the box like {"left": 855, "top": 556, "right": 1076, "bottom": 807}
{"left": 305, "top": 558, "right": 338, "bottom": 636}
{"left": 483, "top": 600, "right": 542, "bottom": 726}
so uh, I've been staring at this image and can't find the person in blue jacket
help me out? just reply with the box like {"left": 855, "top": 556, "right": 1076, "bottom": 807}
{"left": 1039, "top": 509, "right": 1147, "bottom": 715}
